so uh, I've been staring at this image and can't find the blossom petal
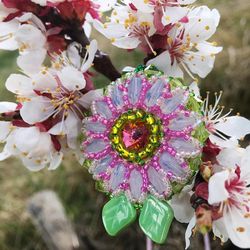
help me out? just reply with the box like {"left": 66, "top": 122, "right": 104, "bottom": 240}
{"left": 81, "top": 39, "right": 97, "bottom": 72}
{"left": 0, "top": 121, "right": 12, "bottom": 142}
{"left": 214, "top": 116, "right": 250, "bottom": 140}
{"left": 209, "top": 134, "right": 239, "bottom": 148}
{"left": 223, "top": 206, "right": 250, "bottom": 248}
{"left": 186, "top": 6, "right": 220, "bottom": 43}
{"left": 0, "top": 102, "right": 17, "bottom": 113}
{"left": 147, "top": 51, "right": 184, "bottom": 78}
{"left": 196, "top": 41, "right": 223, "bottom": 55}
{"left": 93, "top": 20, "right": 128, "bottom": 39}
{"left": 216, "top": 148, "right": 243, "bottom": 169}
{"left": 67, "top": 42, "right": 81, "bottom": 68}
{"left": 17, "top": 49, "right": 47, "bottom": 74}
{"left": 32, "top": 71, "right": 58, "bottom": 91}
{"left": 5, "top": 74, "right": 34, "bottom": 96}
{"left": 212, "top": 218, "right": 228, "bottom": 244}
{"left": 128, "top": 0, "right": 154, "bottom": 13}
{"left": 11, "top": 127, "right": 41, "bottom": 153}
{"left": 162, "top": 7, "right": 188, "bottom": 26}
{"left": 112, "top": 36, "right": 141, "bottom": 49}
{"left": 15, "top": 24, "right": 46, "bottom": 50}
{"left": 0, "top": 146, "right": 11, "bottom": 161}
{"left": 184, "top": 51, "right": 216, "bottom": 78}
{"left": 21, "top": 157, "right": 46, "bottom": 171}
{"left": 20, "top": 96, "right": 54, "bottom": 124}
{"left": 185, "top": 216, "right": 196, "bottom": 249}
{"left": 48, "top": 152, "right": 63, "bottom": 170}
{"left": 171, "top": 192, "right": 194, "bottom": 223}
{"left": 58, "top": 65, "right": 86, "bottom": 91}
{"left": 208, "top": 170, "right": 229, "bottom": 204}
{"left": 0, "top": 20, "right": 19, "bottom": 50}
{"left": 78, "top": 89, "right": 103, "bottom": 109}
{"left": 177, "top": 0, "right": 196, "bottom": 3}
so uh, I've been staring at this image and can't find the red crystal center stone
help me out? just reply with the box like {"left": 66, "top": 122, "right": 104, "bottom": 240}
{"left": 122, "top": 121, "right": 150, "bottom": 151}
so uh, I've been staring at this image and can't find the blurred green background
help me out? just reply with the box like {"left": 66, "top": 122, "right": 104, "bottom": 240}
{"left": 0, "top": 0, "right": 250, "bottom": 249}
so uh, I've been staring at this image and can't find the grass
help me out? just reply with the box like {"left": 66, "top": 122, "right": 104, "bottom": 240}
{"left": 0, "top": 0, "right": 250, "bottom": 249}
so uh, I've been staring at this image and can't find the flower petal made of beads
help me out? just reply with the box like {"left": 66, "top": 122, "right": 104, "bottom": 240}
{"left": 127, "top": 76, "right": 142, "bottom": 105}
{"left": 85, "top": 139, "right": 108, "bottom": 154}
{"left": 168, "top": 138, "right": 201, "bottom": 157}
{"left": 160, "top": 88, "right": 188, "bottom": 114}
{"left": 129, "top": 169, "right": 143, "bottom": 200}
{"left": 145, "top": 78, "right": 166, "bottom": 107}
{"left": 159, "top": 152, "right": 188, "bottom": 179}
{"left": 109, "top": 163, "right": 126, "bottom": 191}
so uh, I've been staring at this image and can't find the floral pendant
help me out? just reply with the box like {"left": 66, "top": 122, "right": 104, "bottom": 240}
{"left": 82, "top": 65, "right": 206, "bottom": 244}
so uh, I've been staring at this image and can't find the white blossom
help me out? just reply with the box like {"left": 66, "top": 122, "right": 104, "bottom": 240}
{"left": 202, "top": 91, "right": 250, "bottom": 148}
{"left": 0, "top": 102, "right": 63, "bottom": 170}
{"left": 208, "top": 147, "right": 250, "bottom": 248}
{"left": 0, "top": 13, "right": 48, "bottom": 74}
{"left": 147, "top": 6, "right": 222, "bottom": 79}
{"left": 5, "top": 40, "right": 101, "bottom": 152}
{"left": 94, "top": 4, "right": 156, "bottom": 52}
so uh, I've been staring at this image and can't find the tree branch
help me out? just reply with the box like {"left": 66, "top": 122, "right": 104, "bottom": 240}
{"left": 67, "top": 26, "right": 121, "bottom": 82}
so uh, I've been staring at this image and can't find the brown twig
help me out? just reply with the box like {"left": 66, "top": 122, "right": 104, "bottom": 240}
{"left": 67, "top": 26, "right": 121, "bottom": 81}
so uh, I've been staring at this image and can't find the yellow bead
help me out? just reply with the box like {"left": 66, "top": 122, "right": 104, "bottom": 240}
{"left": 115, "top": 119, "right": 124, "bottom": 128}
{"left": 127, "top": 113, "right": 136, "bottom": 120}
{"left": 111, "top": 135, "right": 120, "bottom": 144}
{"left": 139, "top": 151, "right": 148, "bottom": 159}
{"left": 136, "top": 110, "right": 145, "bottom": 119}
{"left": 149, "top": 135, "right": 158, "bottom": 144}
{"left": 145, "top": 144, "right": 154, "bottom": 153}
{"left": 128, "top": 152, "right": 136, "bottom": 161}
{"left": 111, "top": 126, "right": 119, "bottom": 135}
{"left": 151, "top": 124, "right": 159, "bottom": 134}
{"left": 146, "top": 115, "right": 155, "bottom": 125}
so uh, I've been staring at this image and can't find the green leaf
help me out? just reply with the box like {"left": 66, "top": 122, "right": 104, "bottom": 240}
{"left": 102, "top": 195, "right": 137, "bottom": 236}
{"left": 139, "top": 195, "right": 174, "bottom": 244}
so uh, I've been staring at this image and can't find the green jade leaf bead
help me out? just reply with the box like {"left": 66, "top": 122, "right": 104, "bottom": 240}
{"left": 139, "top": 195, "right": 174, "bottom": 244}
{"left": 102, "top": 195, "right": 137, "bottom": 236}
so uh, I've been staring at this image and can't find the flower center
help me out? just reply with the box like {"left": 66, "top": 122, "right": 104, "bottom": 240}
{"left": 122, "top": 120, "right": 150, "bottom": 150}
{"left": 110, "top": 109, "right": 163, "bottom": 165}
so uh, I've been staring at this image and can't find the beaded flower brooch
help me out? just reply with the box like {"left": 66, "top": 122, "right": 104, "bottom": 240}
{"left": 82, "top": 66, "right": 207, "bottom": 243}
